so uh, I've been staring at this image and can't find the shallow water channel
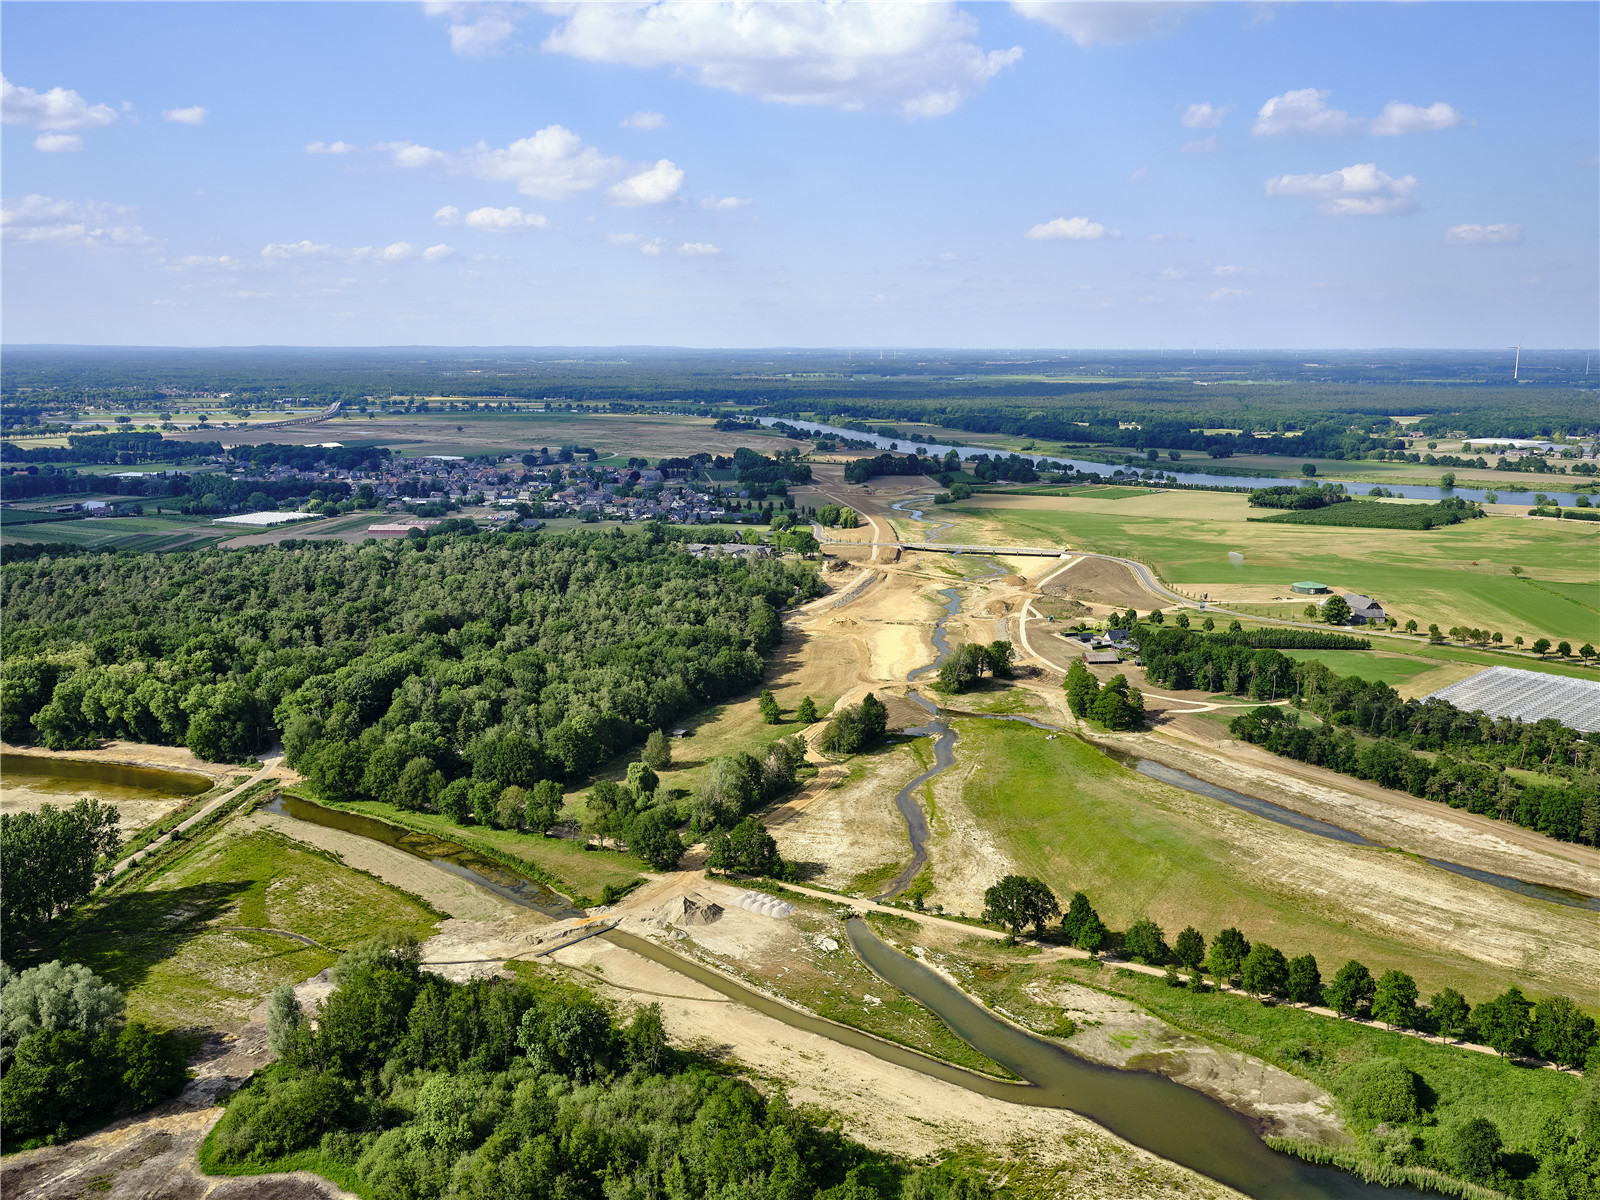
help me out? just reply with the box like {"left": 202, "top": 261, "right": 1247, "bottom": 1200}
{"left": 262, "top": 790, "right": 1414, "bottom": 1197}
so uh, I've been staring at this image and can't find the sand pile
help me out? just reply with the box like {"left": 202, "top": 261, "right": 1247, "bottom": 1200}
{"left": 654, "top": 892, "right": 724, "bottom": 927}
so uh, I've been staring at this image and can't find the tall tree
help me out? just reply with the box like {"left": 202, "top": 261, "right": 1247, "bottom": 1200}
{"left": 1371, "top": 969, "right": 1419, "bottom": 1030}
{"left": 0, "top": 800, "right": 121, "bottom": 932}
{"left": 1207, "top": 927, "right": 1250, "bottom": 987}
{"left": 1173, "top": 927, "right": 1206, "bottom": 973}
{"left": 1240, "top": 944, "right": 1289, "bottom": 999}
{"left": 1285, "top": 955, "right": 1323, "bottom": 1006}
{"left": 1475, "top": 986, "right": 1534, "bottom": 1057}
{"left": 1531, "top": 995, "right": 1598, "bottom": 1070}
{"left": 1123, "top": 918, "right": 1168, "bottom": 965}
{"left": 983, "top": 876, "right": 1059, "bottom": 938}
{"left": 1428, "top": 989, "right": 1471, "bottom": 1042}
{"left": 1326, "top": 960, "right": 1376, "bottom": 1019}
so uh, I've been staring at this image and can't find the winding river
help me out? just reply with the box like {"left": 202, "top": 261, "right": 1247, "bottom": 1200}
{"left": 765, "top": 415, "right": 1586, "bottom": 507}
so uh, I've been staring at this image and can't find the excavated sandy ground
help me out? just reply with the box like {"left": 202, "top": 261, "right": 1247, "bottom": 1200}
{"left": 923, "top": 755, "right": 1022, "bottom": 920}
{"left": 769, "top": 745, "right": 924, "bottom": 892}
{"left": 0, "top": 790, "right": 187, "bottom": 831}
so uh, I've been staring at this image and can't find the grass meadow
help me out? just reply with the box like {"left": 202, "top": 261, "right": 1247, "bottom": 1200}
{"left": 940, "top": 490, "right": 1599, "bottom": 644}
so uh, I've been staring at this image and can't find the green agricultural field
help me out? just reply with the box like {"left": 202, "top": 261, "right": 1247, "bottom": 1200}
{"left": 1278, "top": 650, "right": 1441, "bottom": 687}
{"left": 33, "top": 823, "right": 441, "bottom": 1031}
{"left": 0, "top": 514, "right": 239, "bottom": 552}
{"left": 938, "top": 491, "right": 1598, "bottom": 644}
{"left": 945, "top": 718, "right": 1598, "bottom": 1006}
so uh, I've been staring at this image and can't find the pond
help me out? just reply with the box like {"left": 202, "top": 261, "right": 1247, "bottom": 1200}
{"left": 0, "top": 754, "right": 215, "bottom": 804}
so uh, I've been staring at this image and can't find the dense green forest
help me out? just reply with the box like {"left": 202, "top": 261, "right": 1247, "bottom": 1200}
{"left": 1134, "top": 627, "right": 1599, "bottom": 845}
{"left": 0, "top": 530, "right": 823, "bottom": 793}
{"left": 204, "top": 932, "right": 989, "bottom": 1200}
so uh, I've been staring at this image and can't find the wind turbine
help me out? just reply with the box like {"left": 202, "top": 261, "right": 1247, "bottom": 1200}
{"left": 1513, "top": 338, "right": 1524, "bottom": 381}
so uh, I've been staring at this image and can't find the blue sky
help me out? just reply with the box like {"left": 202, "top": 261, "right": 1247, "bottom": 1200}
{"left": 3, "top": 1, "right": 1595, "bottom": 348}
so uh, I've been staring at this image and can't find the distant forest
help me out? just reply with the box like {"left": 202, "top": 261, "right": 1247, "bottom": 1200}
{"left": 2, "top": 348, "right": 1594, "bottom": 444}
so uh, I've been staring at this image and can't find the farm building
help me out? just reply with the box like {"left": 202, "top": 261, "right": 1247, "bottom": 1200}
{"left": 1341, "top": 593, "right": 1386, "bottom": 625}
{"left": 1424, "top": 666, "right": 1600, "bottom": 733}
{"left": 1081, "top": 650, "right": 1121, "bottom": 665}
{"left": 1291, "top": 581, "right": 1329, "bottom": 594}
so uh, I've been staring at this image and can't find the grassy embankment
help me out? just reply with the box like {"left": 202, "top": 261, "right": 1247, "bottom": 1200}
{"left": 944, "top": 717, "right": 1599, "bottom": 1006}
{"left": 28, "top": 806, "right": 442, "bottom": 1031}
{"left": 938, "top": 490, "right": 1598, "bottom": 646}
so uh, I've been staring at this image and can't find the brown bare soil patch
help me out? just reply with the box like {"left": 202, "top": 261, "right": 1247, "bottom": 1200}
{"left": 1044, "top": 557, "right": 1162, "bottom": 609}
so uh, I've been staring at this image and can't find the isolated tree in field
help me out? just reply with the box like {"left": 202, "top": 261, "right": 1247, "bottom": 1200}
{"left": 265, "top": 983, "right": 304, "bottom": 1055}
{"left": 1173, "top": 927, "right": 1205, "bottom": 973}
{"left": 1531, "top": 995, "right": 1598, "bottom": 1070}
{"left": 1372, "top": 969, "right": 1419, "bottom": 1030}
{"left": 642, "top": 729, "right": 673, "bottom": 770}
{"left": 707, "top": 816, "right": 785, "bottom": 878}
{"left": 1090, "top": 675, "right": 1145, "bottom": 731}
{"left": 1240, "top": 943, "right": 1289, "bottom": 999}
{"left": 1428, "top": 988, "right": 1471, "bottom": 1042}
{"left": 982, "top": 641, "right": 1016, "bottom": 677}
{"left": 1207, "top": 927, "right": 1250, "bottom": 987}
{"left": 1285, "top": 954, "right": 1323, "bottom": 1006}
{"left": 1326, "top": 960, "right": 1376, "bottom": 1019}
{"left": 796, "top": 696, "right": 818, "bottom": 724}
{"left": 628, "top": 808, "right": 686, "bottom": 872}
{"left": 1064, "top": 660, "right": 1101, "bottom": 717}
{"left": 758, "top": 690, "right": 781, "bottom": 725}
{"left": 1532, "top": 638, "right": 1552, "bottom": 656}
{"left": 0, "top": 800, "right": 121, "bottom": 932}
{"left": 939, "top": 643, "right": 987, "bottom": 692}
{"left": 1123, "top": 918, "right": 1168, "bottom": 965}
{"left": 1347, "top": 1058, "right": 1422, "bottom": 1124}
{"left": 1322, "top": 595, "right": 1352, "bottom": 626}
{"left": 820, "top": 693, "right": 888, "bottom": 754}
{"left": 1558, "top": 641, "right": 1572, "bottom": 658}
{"left": 1175, "top": 612, "right": 1190, "bottom": 629}
{"left": 1448, "top": 1118, "right": 1503, "bottom": 1181}
{"left": 1201, "top": 616, "right": 1215, "bottom": 631}
{"left": 983, "top": 875, "right": 1059, "bottom": 938}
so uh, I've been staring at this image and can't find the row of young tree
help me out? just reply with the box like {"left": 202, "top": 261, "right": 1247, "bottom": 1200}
{"left": 0, "top": 960, "right": 190, "bottom": 1145}
{"left": 1133, "top": 626, "right": 1598, "bottom": 845}
{"left": 2, "top": 529, "right": 823, "bottom": 784}
{"left": 979, "top": 876, "right": 1597, "bottom": 1069}
{"left": 221, "top": 932, "right": 990, "bottom": 1200}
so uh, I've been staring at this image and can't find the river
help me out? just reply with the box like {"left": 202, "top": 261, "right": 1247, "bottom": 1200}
{"left": 0, "top": 754, "right": 213, "bottom": 805}
{"left": 761, "top": 416, "right": 1587, "bottom": 506}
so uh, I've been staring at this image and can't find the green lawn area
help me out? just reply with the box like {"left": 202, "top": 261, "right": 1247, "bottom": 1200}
{"left": 0, "top": 513, "right": 237, "bottom": 552}
{"left": 33, "top": 823, "right": 442, "bottom": 1031}
{"left": 940, "top": 491, "right": 1598, "bottom": 644}
{"left": 944, "top": 718, "right": 1595, "bottom": 1005}
{"left": 1279, "top": 649, "right": 1440, "bottom": 687}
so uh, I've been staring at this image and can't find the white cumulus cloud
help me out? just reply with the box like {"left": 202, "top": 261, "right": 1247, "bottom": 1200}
{"left": 621, "top": 110, "right": 667, "bottom": 130}
{"left": 1445, "top": 223, "right": 1522, "bottom": 246}
{"left": 1264, "top": 163, "right": 1419, "bottom": 216}
{"left": 542, "top": 2, "right": 1021, "bottom": 120}
{"left": 1024, "top": 216, "right": 1120, "bottom": 240}
{"left": 306, "top": 140, "right": 356, "bottom": 154}
{"left": 1181, "top": 101, "right": 1229, "bottom": 129}
{"left": 1252, "top": 88, "right": 1356, "bottom": 137}
{"left": 1, "top": 194, "right": 154, "bottom": 247}
{"left": 678, "top": 241, "right": 721, "bottom": 255}
{"left": 1012, "top": 2, "right": 1198, "bottom": 48}
{"left": 435, "top": 204, "right": 549, "bottom": 231}
{"left": 162, "top": 106, "right": 208, "bottom": 126}
{"left": 608, "top": 159, "right": 685, "bottom": 206}
{"left": 701, "top": 195, "right": 752, "bottom": 209}
{"left": 425, "top": 1, "right": 525, "bottom": 56}
{"left": 1371, "top": 101, "right": 1463, "bottom": 136}
{"left": 260, "top": 240, "right": 417, "bottom": 262}
{"left": 1209, "top": 287, "right": 1251, "bottom": 301}
{"left": 376, "top": 126, "right": 622, "bottom": 201}
{"left": 34, "top": 133, "right": 83, "bottom": 153}
{"left": 1, "top": 74, "right": 119, "bottom": 133}
{"left": 422, "top": 244, "right": 460, "bottom": 262}
{"left": 639, "top": 238, "right": 664, "bottom": 256}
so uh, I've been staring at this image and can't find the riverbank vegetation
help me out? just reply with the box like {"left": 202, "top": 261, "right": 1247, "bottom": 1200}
{"left": 201, "top": 930, "right": 994, "bottom": 1200}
